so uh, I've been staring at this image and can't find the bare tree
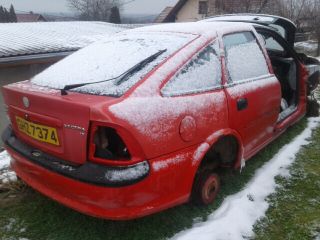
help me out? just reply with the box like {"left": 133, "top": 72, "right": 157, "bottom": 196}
{"left": 276, "top": 0, "right": 320, "bottom": 55}
{"left": 68, "top": 0, "right": 120, "bottom": 21}
{"left": 305, "top": 0, "right": 320, "bottom": 55}
{"left": 276, "top": 0, "right": 309, "bottom": 28}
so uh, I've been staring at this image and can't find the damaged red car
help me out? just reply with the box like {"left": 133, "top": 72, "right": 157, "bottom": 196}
{"left": 2, "top": 15, "right": 319, "bottom": 220}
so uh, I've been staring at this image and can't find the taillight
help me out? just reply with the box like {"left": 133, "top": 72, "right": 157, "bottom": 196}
{"left": 93, "top": 127, "right": 130, "bottom": 160}
{"left": 89, "top": 122, "right": 145, "bottom": 166}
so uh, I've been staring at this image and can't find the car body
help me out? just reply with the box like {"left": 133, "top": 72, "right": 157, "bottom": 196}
{"left": 2, "top": 17, "right": 319, "bottom": 220}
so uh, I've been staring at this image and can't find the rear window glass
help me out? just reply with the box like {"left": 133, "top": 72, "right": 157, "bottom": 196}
{"left": 162, "top": 42, "right": 221, "bottom": 96}
{"left": 223, "top": 32, "right": 270, "bottom": 82}
{"left": 31, "top": 32, "right": 196, "bottom": 97}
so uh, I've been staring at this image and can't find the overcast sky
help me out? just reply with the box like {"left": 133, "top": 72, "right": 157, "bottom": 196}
{"left": 0, "top": 0, "right": 178, "bottom": 15}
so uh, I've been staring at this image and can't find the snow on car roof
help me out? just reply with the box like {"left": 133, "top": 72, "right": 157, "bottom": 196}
{"left": 0, "top": 21, "right": 138, "bottom": 58}
{"left": 204, "top": 15, "right": 275, "bottom": 23}
{"left": 202, "top": 14, "right": 296, "bottom": 26}
{"left": 30, "top": 22, "right": 253, "bottom": 96}
{"left": 31, "top": 31, "right": 196, "bottom": 96}
{"left": 128, "top": 21, "right": 254, "bottom": 37}
{"left": 0, "top": 21, "right": 252, "bottom": 60}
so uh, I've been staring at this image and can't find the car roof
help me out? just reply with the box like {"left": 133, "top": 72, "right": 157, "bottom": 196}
{"left": 203, "top": 14, "right": 296, "bottom": 27}
{"left": 202, "top": 14, "right": 296, "bottom": 47}
{"left": 126, "top": 21, "right": 255, "bottom": 38}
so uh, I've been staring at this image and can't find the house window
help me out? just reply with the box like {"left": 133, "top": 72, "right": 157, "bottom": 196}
{"left": 199, "top": 1, "right": 208, "bottom": 15}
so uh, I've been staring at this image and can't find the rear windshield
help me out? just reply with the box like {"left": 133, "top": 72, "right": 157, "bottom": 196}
{"left": 32, "top": 32, "right": 195, "bottom": 97}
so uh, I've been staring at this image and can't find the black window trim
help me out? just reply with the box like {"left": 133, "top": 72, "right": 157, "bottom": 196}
{"left": 223, "top": 74, "right": 276, "bottom": 88}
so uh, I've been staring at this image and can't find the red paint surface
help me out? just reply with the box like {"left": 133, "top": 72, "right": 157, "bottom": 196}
{"left": 2, "top": 26, "right": 307, "bottom": 220}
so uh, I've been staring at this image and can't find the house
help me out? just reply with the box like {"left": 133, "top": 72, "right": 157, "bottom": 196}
{"left": 16, "top": 12, "right": 47, "bottom": 22}
{"left": 0, "top": 21, "right": 134, "bottom": 75}
{"left": 154, "top": 7, "right": 174, "bottom": 23}
{"left": 156, "top": 0, "right": 278, "bottom": 23}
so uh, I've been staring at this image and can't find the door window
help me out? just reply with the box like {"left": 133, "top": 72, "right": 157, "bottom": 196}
{"left": 223, "top": 32, "right": 270, "bottom": 82}
{"left": 162, "top": 42, "right": 221, "bottom": 96}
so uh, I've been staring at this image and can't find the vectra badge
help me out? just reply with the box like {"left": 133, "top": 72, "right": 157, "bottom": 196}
{"left": 22, "top": 97, "right": 30, "bottom": 108}
{"left": 64, "top": 124, "right": 86, "bottom": 135}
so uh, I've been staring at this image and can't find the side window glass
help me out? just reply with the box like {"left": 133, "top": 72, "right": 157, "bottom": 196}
{"left": 223, "top": 32, "right": 270, "bottom": 82}
{"left": 259, "top": 33, "right": 285, "bottom": 52}
{"left": 162, "top": 41, "right": 221, "bottom": 96}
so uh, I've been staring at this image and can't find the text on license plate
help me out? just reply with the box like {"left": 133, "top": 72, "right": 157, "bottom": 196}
{"left": 15, "top": 116, "right": 60, "bottom": 146}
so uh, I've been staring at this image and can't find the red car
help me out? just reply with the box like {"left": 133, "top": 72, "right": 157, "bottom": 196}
{"left": 2, "top": 15, "right": 319, "bottom": 220}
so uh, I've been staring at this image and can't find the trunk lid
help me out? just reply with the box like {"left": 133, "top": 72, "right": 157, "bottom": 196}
{"left": 2, "top": 81, "right": 114, "bottom": 165}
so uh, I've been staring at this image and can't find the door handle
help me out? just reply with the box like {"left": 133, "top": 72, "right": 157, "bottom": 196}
{"left": 237, "top": 98, "right": 248, "bottom": 111}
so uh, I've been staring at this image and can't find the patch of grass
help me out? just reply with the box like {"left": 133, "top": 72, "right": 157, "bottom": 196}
{"left": 0, "top": 119, "right": 309, "bottom": 240}
{"left": 253, "top": 121, "right": 320, "bottom": 240}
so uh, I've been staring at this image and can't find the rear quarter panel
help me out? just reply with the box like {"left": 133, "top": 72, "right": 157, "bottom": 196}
{"left": 108, "top": 91, "right": 228, "bottom": 159}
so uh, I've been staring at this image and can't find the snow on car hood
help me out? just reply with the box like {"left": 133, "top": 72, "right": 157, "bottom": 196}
{"left": 32, "top": 32, "right": 196, "bottom": 97}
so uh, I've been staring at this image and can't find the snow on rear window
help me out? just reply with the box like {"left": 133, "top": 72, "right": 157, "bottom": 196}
{"left": 224, "top": 32, "right": 270, "bottom": 82}
{"left": 31, "top": 32, "right": 195, "bottom": 97}
{"left": 162, "top": 41, "right": 221, "bottom": 96}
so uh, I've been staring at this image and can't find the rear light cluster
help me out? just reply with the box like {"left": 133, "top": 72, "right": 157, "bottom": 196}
{"left": 89, "top": 122, "right": 146, "bottom": 166}
{"left": 92, "top": 126, "right": 130, "bottom": 161}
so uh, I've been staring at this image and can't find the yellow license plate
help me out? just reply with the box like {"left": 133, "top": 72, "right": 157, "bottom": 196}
{"left": 16, "top": 116, "right": 60, "bottom": 146}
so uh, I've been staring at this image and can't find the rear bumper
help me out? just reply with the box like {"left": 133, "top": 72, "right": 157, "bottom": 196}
{"left": 2, "top": 126, "right": 193, "bottom": 220}
{"left": 2, "top": 126, "right": 149, "bottom": 187}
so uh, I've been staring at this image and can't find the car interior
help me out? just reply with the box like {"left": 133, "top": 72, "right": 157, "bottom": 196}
{"left": 258, "top": 30, "right": 299, "bottom": 122}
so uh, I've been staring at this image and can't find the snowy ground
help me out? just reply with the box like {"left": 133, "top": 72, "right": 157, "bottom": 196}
{"left": 0, "top": 150, "right": 16, "bottom": 185}
{"left": 295, "top": 41, "right": 319, "bottom": 57}
{"left": 173, "top": 117, "right": 320, "bottom": 240}
{"left": 1, "top": 100, "right": 319, "bottom": 239}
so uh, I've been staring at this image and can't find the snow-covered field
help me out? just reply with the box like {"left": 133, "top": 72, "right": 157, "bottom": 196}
{"left": 295, "top": 41, "right": 319, "bottom": 57}
{"left": 0, "top": 150, "right": 16, "bottom": 185}
{"left": 173, "top": 117, "right": 320, "bottom": 240}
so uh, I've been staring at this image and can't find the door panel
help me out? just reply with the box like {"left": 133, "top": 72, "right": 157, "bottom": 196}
{"left": 225, "top": 76, "right": 281, "bottom": 157}
{"left": 222, "top": 31, "right": 281, "bottom": 159}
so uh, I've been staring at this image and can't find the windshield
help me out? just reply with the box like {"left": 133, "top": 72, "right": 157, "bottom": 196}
{"left": 32, "top": 32, "right": 196, "bottom": 97}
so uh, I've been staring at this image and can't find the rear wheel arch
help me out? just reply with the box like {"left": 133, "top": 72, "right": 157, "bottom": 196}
{"left": 197, "top": 133, "right": 242, "bottom": 171}
{"left": 193, "top": 129, "right": 244, "bottom": 171}
{"left": 190, "top": 130, "right": 244, "bottom": 204}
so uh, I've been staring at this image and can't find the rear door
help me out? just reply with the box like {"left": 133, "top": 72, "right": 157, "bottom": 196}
{"left": 222, "top": 31, "right": 281, "bottom": 158}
